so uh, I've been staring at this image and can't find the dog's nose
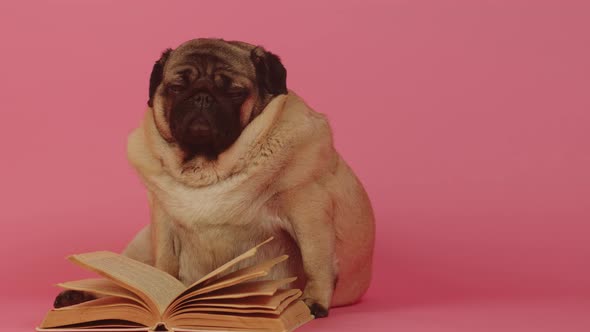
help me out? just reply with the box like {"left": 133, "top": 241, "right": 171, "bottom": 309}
{"left": 191, "top": 92, "right": 213, "bottom": 109}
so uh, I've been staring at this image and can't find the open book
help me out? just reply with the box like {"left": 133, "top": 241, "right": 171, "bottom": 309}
{"left": 38, "top": 238, "right": 313, "bottom": 332}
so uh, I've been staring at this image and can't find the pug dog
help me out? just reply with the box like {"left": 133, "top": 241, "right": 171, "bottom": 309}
{"left": 54, "top": 38, "right": 375, "bottom": 318}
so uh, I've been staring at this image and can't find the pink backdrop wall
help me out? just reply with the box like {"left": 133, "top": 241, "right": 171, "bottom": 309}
{"left": 1, "top": 0, "right": 589, "bottom": 330}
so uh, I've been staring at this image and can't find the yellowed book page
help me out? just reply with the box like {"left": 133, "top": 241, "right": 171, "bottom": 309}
{"left": 69, "top": 251, "right": 186, "bottom": 314}
{"left": 193, "top": 255, "right": 288, "bottom": 295}
{"left": 181, "top": 289, "right": 301, "bottom": 310}
{"left": 167, "top": 255, "right": 288, "bottom": 315}
{"left": 278, "top": 301, "right": 315, "bottom": 332}
{"left": 268, "top": 291, "right": 302, "bottom": 315}
{"left": 168, "top": 312, "right": 283, "bottom": 331}
{"left": 58, "top": 278, "right": 148, "bottom": 310}
{"left": 186, "top": 237, "right": 274, "bottom": 290}
{"left": 187, "top": 277, "right": 297, "bottom": 301}
{"left": 211, "top": 254, "right": 287, "bottom": 283}
{"left": 172, "top": 290, "right": 302, "bottom": 316}
{"left": 172, "top": 306, "right": 283, "bottom": 315}
{"left": 169, "top": 300, "right": 312, "bottom": 332}
{"left": 36, "top": 319, "right": 146, "bottom": 331}
{"left": 39, "top": 297, "right": 157, "bottom": 328}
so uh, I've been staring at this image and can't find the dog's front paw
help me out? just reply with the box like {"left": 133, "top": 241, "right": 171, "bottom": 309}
{"left": 305, "top": 301, "right": 329, "bottom": 318}
{"left": 302, "top": 282, "right": 331, "bottom": 318}
{"left": 54, "top": 290, "right": 96, "bottom": 308}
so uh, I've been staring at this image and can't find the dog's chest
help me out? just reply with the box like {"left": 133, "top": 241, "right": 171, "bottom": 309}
{"left": 144, "top": 171, "right": 297, "bottom": 285}
{"left": 147, "top": 171, "right": 275, "bottom": 229}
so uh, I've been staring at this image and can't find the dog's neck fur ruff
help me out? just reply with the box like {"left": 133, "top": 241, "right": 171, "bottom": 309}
{"left": 128, "top": 91, "right": 331, "bottom": 189}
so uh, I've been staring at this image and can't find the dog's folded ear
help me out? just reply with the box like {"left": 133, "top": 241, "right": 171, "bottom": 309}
{"left": 251, "top": 47, "right": 287, "bottom": 96}
{"left": 148, "top": 48, "right": 173, "bottom": 107}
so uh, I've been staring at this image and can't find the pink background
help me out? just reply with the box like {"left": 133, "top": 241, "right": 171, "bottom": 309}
{"left": 1, "top": 0, "right": 589, "bottom": 331}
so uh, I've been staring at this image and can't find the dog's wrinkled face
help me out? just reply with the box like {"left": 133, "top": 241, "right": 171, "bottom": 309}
{"left": 148, "top": 39, "right": 287, "bottom": 160}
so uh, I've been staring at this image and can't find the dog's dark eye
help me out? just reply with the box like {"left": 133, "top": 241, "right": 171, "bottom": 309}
{"left": 228, "top": 87, "right": 248, "bottom": 101}
{"left": 167, "top": 84, "right": 185, "bottom": 94}
{"left": 218, "top": 75, "right": 232, "bottom": 88}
